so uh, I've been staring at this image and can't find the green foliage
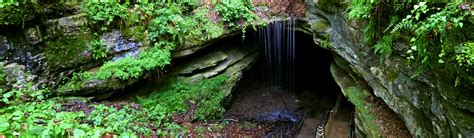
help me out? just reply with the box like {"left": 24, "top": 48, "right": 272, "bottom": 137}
{"left": 96, "top": 42, "right": 173, "bottom": 80}
{"left": 350, "top": 1, "right": 473, "bottom": 87}
{"left": 347, "top": 0, "right": 384, "bottom": 45}
{"left": 373, "top": 34, "right": 394, "bottom": 59}
{"left": 86, "top": 104, "right": 151, "bottom": 135}
{"left": 138, "top": 75, "right": 228, "bottom": 123}
{"left": 88, "top": 38, "right": 108, "bottom": 60}
{"left": 347, "top": 0, "right": 378, "bottom": 19}
{"left": 0, "top": 2, "right": 41, "bottom": 26}
{"left": 215, "top": 0, "right": 256, "bottom": 28}
{"left": 185, "top": 7, "right": 224, "bottom": 43}
{"left": 81, "top": 2, "right": 128, "bottom": 30}
{"left": 148, "top": 4, "right": 186, "bottom": 44}
{"left": 391, "top": 2, "right": 472, "bottom": 82}
{"left": 455, "top": 42, "right": 474, "bottom": 70}
{"left": 1, "top": 82, "right": 48, "bottom": 106}
{"left": 0, "top": 98, "right": 153, "bottom": 137}
{"left": 0, "top": 99, "right": 83, "bottom": 136}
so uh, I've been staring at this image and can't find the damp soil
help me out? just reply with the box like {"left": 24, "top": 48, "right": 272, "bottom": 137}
{"left": 365, "top": 96, "right": 412, "bottom": 137}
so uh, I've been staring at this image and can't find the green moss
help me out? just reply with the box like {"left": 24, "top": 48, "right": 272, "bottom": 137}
{"left": 443, "top": 101, "right": 474, "bottom": 130}
{"left": 311, "top": 20, "right": 330, "bottom": 32}
{"left": 43, "top": 34, "right": 93, "bottom": 71}
{"left": 386, "top": 67, "right": 399, "bottom": 82}
{"left": 345, "top": 87, "right": 380, "bottom": 136}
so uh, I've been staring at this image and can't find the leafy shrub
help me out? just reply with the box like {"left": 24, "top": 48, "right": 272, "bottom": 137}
{"left": 455, "top": 42, "right": 474, "bottom": 71}
{"left": 0, "top": 98, "right": 153, "bottom": 137}
{"left": 184, "top": 7, "right": 224, "bottom": 44}
{"left": 81, "top": 2, "right": 128, "bottom": 30}
{"left": 0, "top": 2, "right": 41, "bottom": 26}
{"left": 373, "top": 34, "right": 394, "bottom": 59}
{"left": 96, "top": 41, "right": 173, "bottom": 80}
{"left": 88, "top": 38, "right": 107, "bottom": 60}
{"left": 148, "top": 4, "right": 186, "bottom": 44}
{"left": 1, "top": 82, "right": 48, "bottom": 105}
{"left": 87, "top": 104, "right": 152, "bottom": 134}
{"left": 138, "top": 75, "right": 228, "bottom": 123}
{"left": 215, "top": 0, "right": 256, "bottom": 28}
{"left": 347, "top": 0, "right": 377, "bottom": 19}
{"left": 350, "top": 1, "right": 473, "bottom": 87}
{"left": 397, "top": 2, "right": 470, "bottom": 71}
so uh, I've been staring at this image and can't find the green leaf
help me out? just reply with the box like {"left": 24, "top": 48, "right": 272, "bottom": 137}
{"left": 0, "top": 121, "right": 9, "bottom": 132}
{"left": 28, "top": 125, "right": 46, "bottom": 135}
{"left": 73, "top": 129, "right": 86, "bottom": 138}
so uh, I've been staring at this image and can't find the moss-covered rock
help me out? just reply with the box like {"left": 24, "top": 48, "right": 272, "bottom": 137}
{"left": 442, "top": 100, "right": 474, "bottom": 135}
{"left": 44, "top": 14, "right": 89, "bottom": 39}
{"left": 330, "top": 59, "right": 381, "bottom": 136}
{"left": 43, "top": 34, "right": 93, "bottom": 71}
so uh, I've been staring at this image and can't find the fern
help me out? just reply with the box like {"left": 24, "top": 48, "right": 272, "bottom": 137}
{"left": 374, "top": 34, "right": 394, "bottom": 59}
{"left": 347, "top": 0, "right": 378, "bottom": 19}
{"left": 391, "top": 18, "right": 414, "bottom": 33}
{"left": 363, "top": 18, "right": 377, "bottom": 44}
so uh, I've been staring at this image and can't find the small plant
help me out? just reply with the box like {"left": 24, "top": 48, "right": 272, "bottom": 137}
{"left": 455, "top": 42, "right": 474, "bottom": 71}
{"left": 148, "top": 4, "right": 186, "bottom": 44}
{"left": 138, "top": 75, "right": 228, "bottom": 124}
{"left": 88, "top": 38, "right": 107, "bottom": 60}
{"left": 1, "top": 82, "right": 49, "bottom": 105}
{"left": 81, "top": 2, "right": 128, "bottom": 31}
{"left": 215, "top": 0, "right": 256, "bottom": 28}
{"left": 373, "top": 34, "right": 394, "bottom": 59}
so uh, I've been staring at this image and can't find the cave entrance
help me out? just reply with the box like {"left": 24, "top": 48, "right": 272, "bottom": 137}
{"left": 225, "top": 20, "right": 355, "bottom": 137}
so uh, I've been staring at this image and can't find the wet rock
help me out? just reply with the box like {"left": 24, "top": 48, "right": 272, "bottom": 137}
{"left": 24, "top": 26, "right": 43, "bottom": 45}
{"left": 308, "top": 17, "right": 331, "bottom": 33}
{"left": 2, "top": 63, "right": 37, "bottom": 90}
{"left": 256, "top": 111, "right": 302, "bottom": 123}
{"left": 0, "top": 36, "right": 9, "bottom": 60}
{"left": 177, "top": 51, "right": 229, "bottom": 75}
{"left": 172, "top": 31, "right": 239, "bottom": 58}
{"left": 101, "top": 30, "right": 144, "bottom": 61}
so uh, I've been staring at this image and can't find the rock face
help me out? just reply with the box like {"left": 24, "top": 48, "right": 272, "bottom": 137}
{"left": 303, "top": 1, "right": 473, "bottom": 137}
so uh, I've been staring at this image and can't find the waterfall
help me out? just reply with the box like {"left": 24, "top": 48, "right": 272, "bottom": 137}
{"left": 258, "top": 18, "right": 296, "bottom": 92}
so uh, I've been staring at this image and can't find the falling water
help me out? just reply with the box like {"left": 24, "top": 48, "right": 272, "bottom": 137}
{"left": 258, "top": 18, "right": 296, "bottom": 92}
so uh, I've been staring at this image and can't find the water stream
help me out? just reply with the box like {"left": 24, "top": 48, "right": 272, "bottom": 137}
{"left": 258, "top": 18, "right": 296, "bottom": 94}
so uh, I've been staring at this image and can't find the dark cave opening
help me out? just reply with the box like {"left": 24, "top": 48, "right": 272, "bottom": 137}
{"left": 226, "top": 26, "right": 354, "bottom": 136}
